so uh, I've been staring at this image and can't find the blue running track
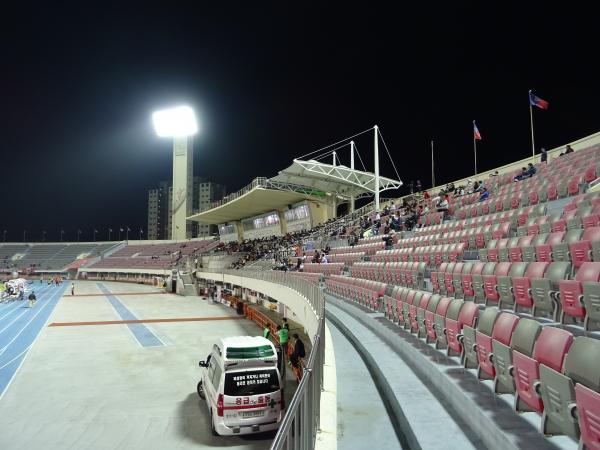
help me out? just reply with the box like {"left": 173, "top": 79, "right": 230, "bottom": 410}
{"left": 0, "top": 282, "right": 67, "bottom": 399}
{"left": 97, "top": 283, "right": 163, "bottom": 348}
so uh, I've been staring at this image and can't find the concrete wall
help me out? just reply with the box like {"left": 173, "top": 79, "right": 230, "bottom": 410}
{"left": 196, "top": 271, "right": 320, "bottom": 339}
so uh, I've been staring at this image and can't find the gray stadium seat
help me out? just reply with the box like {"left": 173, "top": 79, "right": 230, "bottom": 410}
{"left": 473, "top": 262, "right": 495, "bottom": 303}
{"left": 497, "top": 262, "right": 528, "bottom": 309}
{"left": 531, "top": 262, "right": 572, "bottom": 320}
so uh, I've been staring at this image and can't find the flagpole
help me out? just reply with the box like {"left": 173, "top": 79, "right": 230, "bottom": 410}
{"left": 473, "top": 135, "right": 478, "bottom": 175}
{"left": 529, "top": 92, "right": 536, "bottom": 163}
{"left": 431, "top": 140, "right": 435, "bottom": 188}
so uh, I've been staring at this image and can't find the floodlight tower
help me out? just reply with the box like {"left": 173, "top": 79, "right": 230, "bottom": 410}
{"left": 152, "top": 106, "right": 197, "bottom": 241}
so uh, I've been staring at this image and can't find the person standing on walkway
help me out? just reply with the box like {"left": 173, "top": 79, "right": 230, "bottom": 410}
{"left": 277, "top": 324, "right": 289, "bottom": 362}
{"left": 263, "top": 324, "right": 271, "bottom": 340}
{"left": 71, "top": 283, "right": 75, "bottom": 296}
{"left": 28, "top": 291, "right": 37, "bottom": 308}
{"left": 290, "top": 333, "right": 306, "bottom": 382}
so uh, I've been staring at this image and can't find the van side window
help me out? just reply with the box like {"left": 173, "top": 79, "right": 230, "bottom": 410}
{"left": 212, "top": 364, "right": 222, "bottom": 390}
{"left": 208, "top": 359, "right": 216, "bottom": 384}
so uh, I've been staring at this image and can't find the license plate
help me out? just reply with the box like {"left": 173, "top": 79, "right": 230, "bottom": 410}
{"left": 242, "top": 410, "right": 264, "bottom": 418}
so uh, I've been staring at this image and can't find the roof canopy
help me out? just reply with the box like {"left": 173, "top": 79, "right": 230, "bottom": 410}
{"left": 188, "top": 186, "right": 311, "bottom": 224}
{"left": 271, "top": 159, "right": 402, "bottom": 198}
{"left": 188, "top": 159, "right": 402, "bottom": 225}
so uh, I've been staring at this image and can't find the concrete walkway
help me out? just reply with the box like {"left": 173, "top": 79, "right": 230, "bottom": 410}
{"left": 327, "top": 299, "right": 479, "bottom": 450}
{"left": 328, "top": 318, "right": 402, "bottom": 450}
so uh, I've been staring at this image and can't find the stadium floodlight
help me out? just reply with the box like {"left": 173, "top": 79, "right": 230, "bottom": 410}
{"left": 151, "top": 105, "right": 197, "bottom": 240}
{"left": 152, "top": 106, "right": 198, "bottom": 137}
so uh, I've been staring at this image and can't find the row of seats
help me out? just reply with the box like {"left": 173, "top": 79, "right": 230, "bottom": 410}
{"left": 302, "top": 262, "right": 343, "bottom": 275}
{"left": 332, "top": 282, "right": 600, "bottom": 449}
{"left": 329, "top": 241, "right": 386, "bottom": 255}
{"left": 414, "top": 206, "right": 544, "bottom": 238}
{"left": 480, "top": 228, "right": 600, "bottom": 269}
{"left": 325, "top": 252, "right": 365, "bottom": 266}
{"left": 325, "top": 275, "right": 386, "bottom": 310}
{"left": 358, "top": 234, "right": 399, "bottom": 245}
{"left": 349, "top": 261, "right": 426, "bottom": 290}
{"left": 372, "top": 243, "right": 466, "bottom": 265}
{"left": 517, "top": 204, "right": 600, "bottom": 237}
{"left": 430, "top": 261, "right": 600, "bottom": 330}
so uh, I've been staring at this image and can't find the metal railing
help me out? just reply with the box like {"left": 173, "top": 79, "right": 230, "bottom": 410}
{"left": 208, "top": 269, "right": 325, "bottom": 449}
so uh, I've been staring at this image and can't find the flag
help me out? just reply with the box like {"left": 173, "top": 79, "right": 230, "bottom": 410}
{"left": 140, "top": 228, "right": 144, "bottom": 234}
{"left": 529, "top": 90, "right": 549, "bottom": 109}
{"left": 127, "top": 227, "right": 131, "bottom": 231}
{"left": 473, "top": 121, "right": 482, "bottom": 140}
{"left": 94, "top": 229, "right": 98, "bottom": 233}
{"left": 109, "top": 228, "right": 113, "bottom": 232}
{"left": 120, "top": 227, "right": 124, "bottom": 232}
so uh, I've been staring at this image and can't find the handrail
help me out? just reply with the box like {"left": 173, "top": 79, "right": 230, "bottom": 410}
{"left": 203, "top": 269, "right": 325, "bottom": 449}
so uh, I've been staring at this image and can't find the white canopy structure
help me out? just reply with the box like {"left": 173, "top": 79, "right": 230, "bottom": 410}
{"left": 271, "top": 159, "right": 402, "bottom": 199}
{"left": 188, "top": 125, "right": 402, "bottom": 225}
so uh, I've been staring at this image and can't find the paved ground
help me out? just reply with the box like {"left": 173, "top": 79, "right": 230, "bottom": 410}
{"left": 0, "top": 281, "right": 292, "bottom": 450}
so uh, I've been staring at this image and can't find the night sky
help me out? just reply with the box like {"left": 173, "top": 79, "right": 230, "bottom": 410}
{"left": 1, "top": 3, "right": 598, "bottom": 242}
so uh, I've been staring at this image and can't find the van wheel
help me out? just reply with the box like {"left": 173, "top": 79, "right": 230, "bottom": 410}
{"left": 211, "top": 411, "right": 218, "bottom": 436}
{"left": 197, "top": 380, "right": 205, "bottom": 399}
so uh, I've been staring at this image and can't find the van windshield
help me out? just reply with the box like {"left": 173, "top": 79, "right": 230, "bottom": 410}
{"left": 224, "top": 369, "right": 280, "bottom": 396}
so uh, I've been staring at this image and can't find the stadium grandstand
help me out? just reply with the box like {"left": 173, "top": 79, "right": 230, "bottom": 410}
{"left": 3, "top": 129, "right": 600, "bottom": 449}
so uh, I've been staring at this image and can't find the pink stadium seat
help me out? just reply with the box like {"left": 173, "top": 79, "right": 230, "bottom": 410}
{"left": 575, "top": 384, "right": 600, "bottom": 448}
{"left": 475, "top": 312, "right": 520, "bottom": 380}
{"left": 462, "top": 262, "right": 485, "bottom": 298}
{"left": 483, "top": 262, "right": 511, "bottom": 303}
{"left": 568, "top": 226, "right": 600, "bottom": 269}
{"left": 528, "top": 190, "right": 539, "bottom": 205}
{"left": 559, "top": 262, "right": 600, "bottom": 323}
{"left": 513, "top": 327, "right": 573, "bottom": 413}
{"left": 582, "top": 214, "right": 600, "bottom": 229}
{"left": 536, "top": 231, "right": 565, "bottom": 262}
{"left": 446, "top": 301, "right": 479, "bottom": 356}
{"left": 568, "top": 175, "right": 581, "bottom": 196}
{"left": 547, "top": 184, "right": 558, "bottom": 201}
{"left": 509, "top": 236, "right": 533, "bottom": 262}
{"left": 488, "top": 238, "right": 507, "bottom": 262}
{"left": 512, "top": 262, "right": 549, "bottom": 311}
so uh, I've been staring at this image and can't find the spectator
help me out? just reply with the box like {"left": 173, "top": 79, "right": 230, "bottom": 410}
{"left": 540, "top": 147, "right": 548, "bottom": 163}
{"left": 525, "top": 163, "right": 537, "bottom": 177}
{"left": 565, "top": 145, "right": 574, "bottom": 154}
{"left": 514, "top": 167, "right": 528, "bottom": 182}
{"left": 479, "top": 187, "right": 489, "bottom": 202}
{"left": 416, "top": 180, "right": 422, "bottom": 192}
{"left": 277, "top": 325, "right": 288, "bottom": 354}
{"left": 436, "top": 195, "right": 449, "bottom": 214}
{"left": 489, "top": 170, "right": 499, "bottom": 178}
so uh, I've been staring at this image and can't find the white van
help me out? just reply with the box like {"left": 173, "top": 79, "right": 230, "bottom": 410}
{"left": 197, "top": 336, "right": 284, "bottom": 436}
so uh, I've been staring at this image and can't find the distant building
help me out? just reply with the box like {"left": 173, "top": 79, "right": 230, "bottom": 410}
{"left": 147, "top": 178, "right": 226, "bottom": 239}
{"left": 147, "top": 181, "right": 171, "bottom": 240}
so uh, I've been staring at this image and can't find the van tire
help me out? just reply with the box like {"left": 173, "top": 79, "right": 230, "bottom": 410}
{"left": 211, "top": 411, "right": 218, "bottom": 436}
{"left": 197, "top": 380, "right": 205, "bottom": 399}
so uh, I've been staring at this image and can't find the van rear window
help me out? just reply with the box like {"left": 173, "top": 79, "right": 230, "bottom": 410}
{"left": 224, "top": 369, "right": 280, "bottom": 396}
{"left": 226, "top": 345, "right": 274, "bottom": 359}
